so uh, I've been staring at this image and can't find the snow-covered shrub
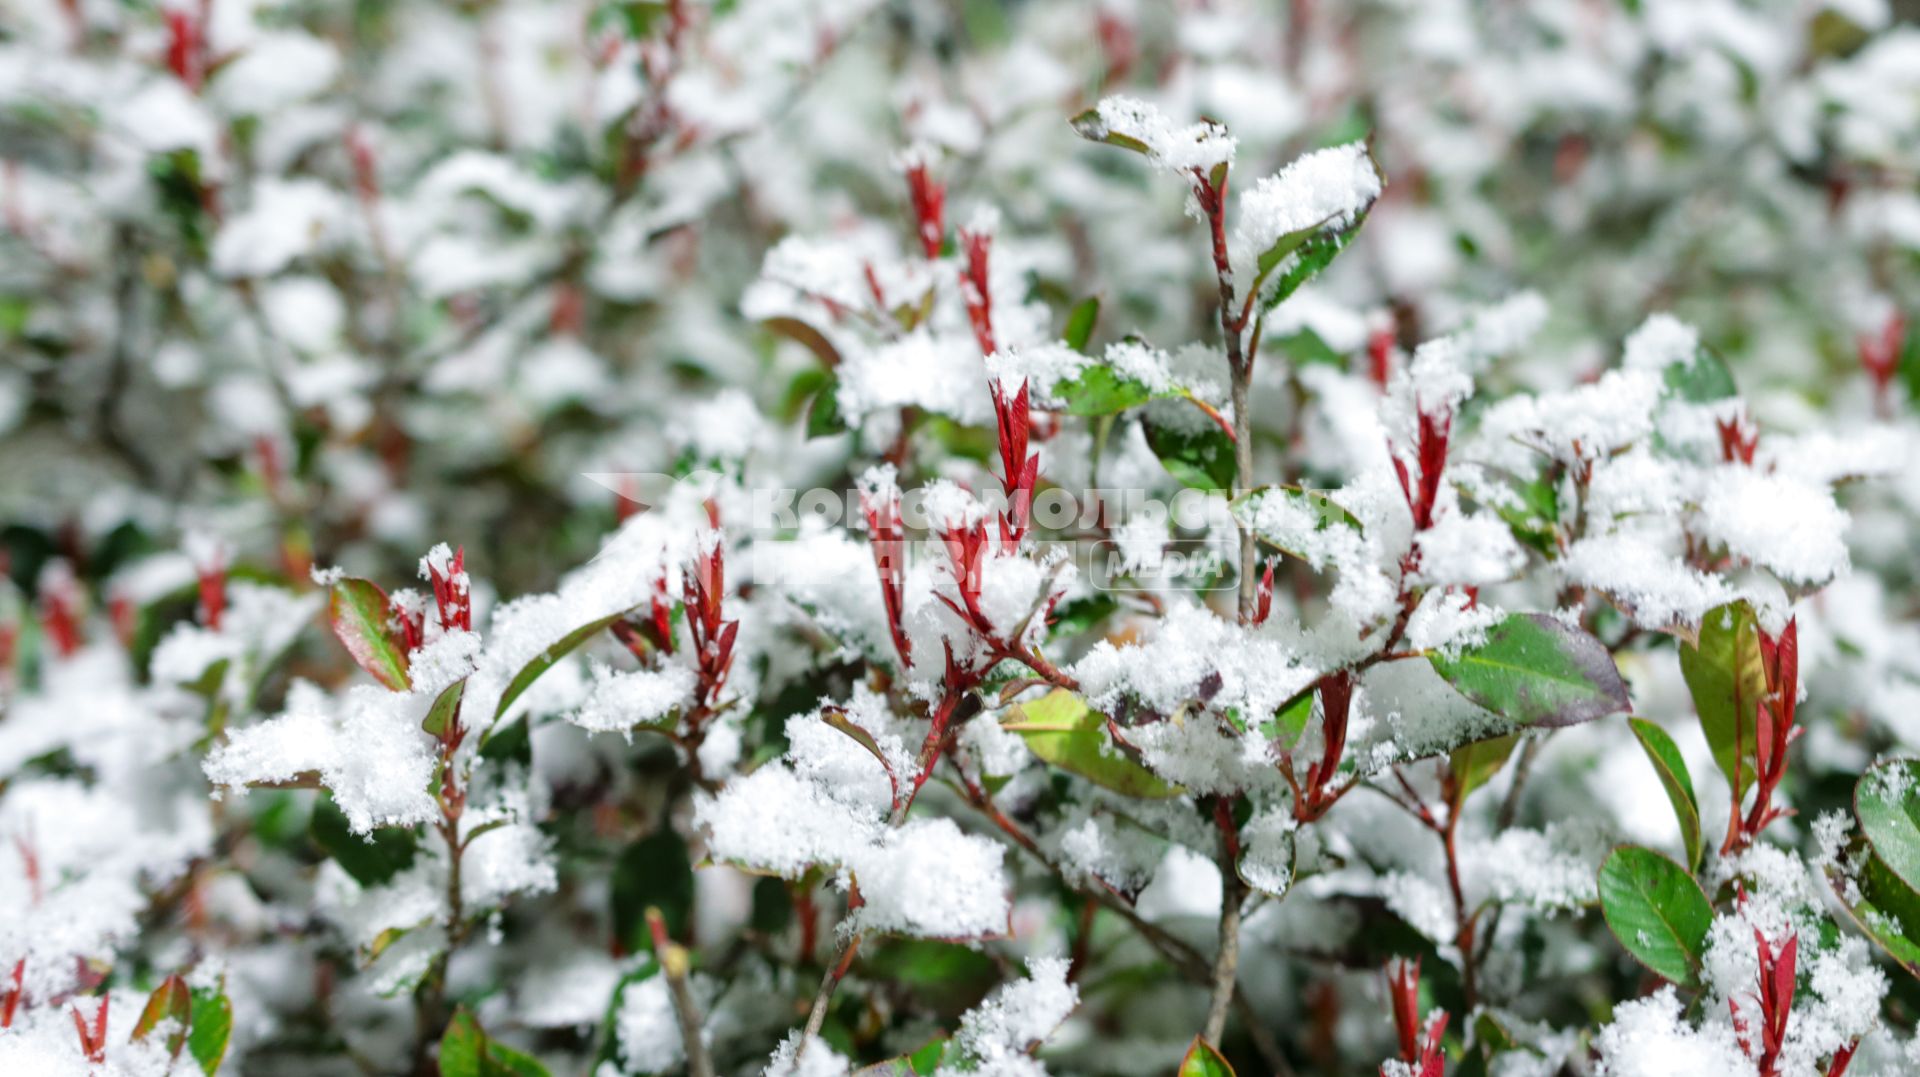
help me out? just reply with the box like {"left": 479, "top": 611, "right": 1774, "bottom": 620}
{"left": 3, "top": 1, "right": 1920, "bottom": 1075}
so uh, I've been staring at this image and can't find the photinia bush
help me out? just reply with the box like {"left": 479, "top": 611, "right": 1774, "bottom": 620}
{"left": 2, "top": 2, "right": 1920, "bottom": 1076}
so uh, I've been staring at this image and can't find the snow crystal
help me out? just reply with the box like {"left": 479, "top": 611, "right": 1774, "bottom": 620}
{"left": 696, "top": 763, "right": 881, "bottom": 878}
{"left": 570, "top": 662, "right": 697, "bottom": 736}
{"left": 764, "top": 1032, "right": 849, "bottom": 1077}
{"left": 1621, "top": 313, "right": 1702, "bottom": 374}
{"left": 205, "top": 682, "right": 440, "bottom": 833}
{"left": 941, "top": 957, "right": 1078, "bottom": 1074}
{"left": 849, "top": 819, "right": 1010, "bottom": 939}
{"left": 1072, "top": 602, "right": 1317, "bottom": 734}
{"left": 1081, "top": 95, "right": 1236, "bottom": 174}
{"left": 1235, "top": 141, "right": 1382, "bottom": 259}
{"left": 1695, "top": 468, "right": 1850, "bottom": 585}
{"left": 1593, "top": 987, "right": 1753, "bottom": 1076}
{"left": 1558, "top": 532, "right": 1734, "bottom": 630}
{"left": 614, "top": 972, "right": 711, "bottom": 1073}
{"left": 1413, "top": 510, "right": 1525, "bottom": 588}
{"left": 212, "top": 179, "right": 345, "bottom": 278}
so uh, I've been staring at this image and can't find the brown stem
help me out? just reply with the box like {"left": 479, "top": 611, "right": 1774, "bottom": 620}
{"left": 650, "top": 909, "right": 716, "bottom": 1077}
{"left": 953, "top": 760, "right": 1294, "bottom": 1076}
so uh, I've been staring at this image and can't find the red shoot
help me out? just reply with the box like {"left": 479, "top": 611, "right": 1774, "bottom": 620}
{"left": 1, "top": 959, "right": 22, "bottom": 1029}
{"left": 1368, "top": 325, "right": 1396, "bottom": 389}
{"left": 989, "top": 380, "right": 1041, "bottom": 548}
{"left": 1828, "top": 1039, "right": 1859, "bottom": 1077}
{"left": 1253, "top": 561, "right": 1276, "bottom": 626}
{"left": 959, "top": 226, "right": 996, "bottom": 358}
{"left": 1731, "top": 927, "right": 1797, "bottom": 1077}
{"left": 934, "top": 519, "right": 994, "bottom": 641}
{"left": 391, "top": 592, "right": 425, "bottom": 654}
{"left": 903, "top": 157, "right": 946, "bottom": 260}
{"left": 549, "top": 282, "right": 585, "bottom": 336}
{"left": 862, "top": 261, "right": 889, "bottom": 315}
{"left": 424, "top": 546, "right": 471, "bottom": 634}
{"left": 650, "top": 570, "right": 676, "bottom": 657}
{"left": 1733, "top": 618, "right": 1800, "bottom": 850}
{"left": 193, "top": 542, "right": 228, "bottom": 632}
{"left": 15, "top": 834, "right": 41, "bottom": 906}
{"left": 1383, "top": 957, "right": 1447, "bottom": 1077}
{"left": 1858, "top": 311, "right": 1906, "bottom": 404}
{"left": 684, "top": 531, "right": 739, "bottom": 709}
{"left": 1718, "top": 411, "right": 1759, "bottom": 466}
{"left": 38, "top": 561, "right": 82, "bottom": 659}
{"left": 109, "top": 592, "right": 137, "bottom": 650}
{"left": 165, "top": 9, "right": 202, "bottom": 92}
{"left": 1295, "top": 672, "right": 1353, "bottom": 822}
{"left": 860, "top": 480, "right": 913, "bottom": 668}
{"left": 1094, "top": 9, "right": 1137, "bottom": 86}
{"left": 345, "top": 126, "right": 380, "bottom": 204}
{"left": 1392, "top": 403, "right": 1452, "bottom": 533}
{"left": 71, "top": 995, "right": 108, "bottom": 1065}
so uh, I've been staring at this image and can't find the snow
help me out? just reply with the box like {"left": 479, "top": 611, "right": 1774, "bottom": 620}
{"left": 1079, "top": 95, "right": 1237, "bottom": 175}
{"left": 941, "top": 957, "right": 1078, "bottom": 1074}
{"left": 1695, "top": 468, "right": 1851, "bottom": 586}
{"left": 569, "top": 662, "right": 697, "bottom": 736}
{"left": 1235, "top": 141, "right": 1382, "bottom": 258}
{"left": 212, "top": 179, "right": 346, "bottom": 278}
{"left": 697, "top": 762, "right": 882, "bottom": 879}
{"left": 1594, "top": 987, "right": 1755, "bottom": 1077}
{"left": 849, "top": 819, "right": 1010, "bottom": 940}
{"left": 205, "top": 681, "right": 440, "bottom": 833}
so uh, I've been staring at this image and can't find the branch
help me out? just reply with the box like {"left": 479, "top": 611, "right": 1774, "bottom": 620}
{"left": 649, "top": 908, "right": 715, "bottom": 1077}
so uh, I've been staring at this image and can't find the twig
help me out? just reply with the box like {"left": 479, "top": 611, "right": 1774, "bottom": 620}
{"left": 649, "top": 908, "right": 715, "bottom": 1077}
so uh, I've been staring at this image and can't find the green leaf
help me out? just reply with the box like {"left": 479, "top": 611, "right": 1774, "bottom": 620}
{"left": 1449, "top": 733, "right": 1520, "bottom": 806}
{"left": 1054, "top": 365, "right": 1162, "bottom": 416}
{"left": 1857, "top": 759, "right": 1920, "bottom": 894}
{"left": 1047, "top": 593, "right": 1118, "bottom": 639}
{"left": 1069, "top": 108, "right": 1152, "bottom": 155}
{"left": 763, "top": 316, "right": 842, "bottom": 369}
{"left": 311, "top": 793, "right": 420, "bottom": 887}
{"left": 1247, "top": 151, "right": 1382, "bottom": 311}
{"left": 1481, "top": 470, "right": 1560, "bottom": 554}
{"left": 807, "top": 382, "right": 846, "bottom": 439}
{"left": 132, "top": 975, "right": 191, "bottom": 1059}
{"left": 821, "top": 707, "right": 897, "bottom": 789}
{"left": 421, "top": 678, "right": 466, "bottom": 737}
{"left": 612, "top": 829, "right": 695, "bottom": 953}
{"left": 1428, "top": 614, "right": 1630, "bottom": 728}
{"left": 184, "top": 656, "right": 231, "bottom": 700}
{"left": 439, "top": 1007, "right": 551, "bottom": 1077}
{"left": 1678, "top": 601, "right": 1766, "bottom": 800}
{"left": 854, "top": 1038, "right": 949, "bottom": 1076}
{"left": 1063, "top": 297, "right": 1100, "bottom": 354}
{"left": 1831, "top": 842, "right": 1920, "bottom": 980}
{"left": 1002, "top": 689, "right": 1180, "bottom": 799}
{"left": 328, "top": 578, "right": 410, "bottom": 692}
{"left": 1178, "top": 1036, "right": 1236, "bottom": 1077}
{"left": 1629, "top": 718, "right": 1703, "bottom": 871}
{"left": 479, "top": 713, "right": 533, "bottom": 768}
{"left": 492, "top": 610, "right": 630, "bottom": 723}
{"left": 1596, "top": 845, "right": 1713, "bottom": 987}
{"left": 1253, "top": 209, "right": 1375, "bottom": 316}
{"left": 187, "top": 987, "right": 232, "bottom": 1075}
{"left": 1231, "top": 485, "right": 1362, "bottom": 564}
{"left": 1264, "top": 686, "right": 1316, "bottom": 749}
{"left": 1661, "top": 345, "right": 1738, "bottom": 404}
{"left": 1141, "top": 408, "right": 1235, "bottom": 493}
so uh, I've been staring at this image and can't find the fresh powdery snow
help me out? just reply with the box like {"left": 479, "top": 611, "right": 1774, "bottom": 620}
{"left": 1234, "top": 141, "right": 1383, "bottom": 258}
{"left": 1079, "top": 95, "right": 1237, "bottom": 174}
{"left": 848, "top": 818, "right": 1011, "bottom": 939}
